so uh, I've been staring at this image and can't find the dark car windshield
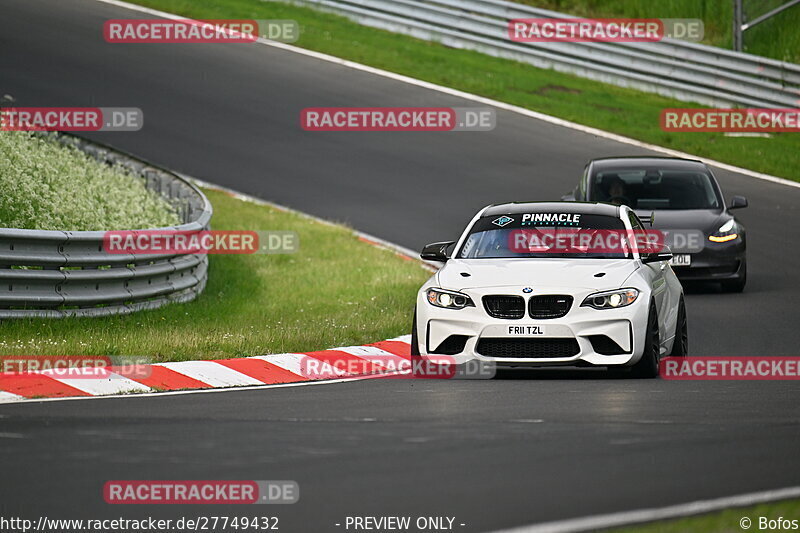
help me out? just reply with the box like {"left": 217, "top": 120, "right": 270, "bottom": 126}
{"left": 458, "top": 212, "right": 632, "bottom": 259}
{"left": 591, "top": 168, "right": 722, "bottom": 210}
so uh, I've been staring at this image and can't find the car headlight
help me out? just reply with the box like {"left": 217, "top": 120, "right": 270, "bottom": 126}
{"left": 581, "top": 288, "right": 639, "bottom": 310}
{"left": 426, "top": 288, "right": 474, "bottom": 309}
{"left": 709, "top": 219, "right": 738, "bottom": 243}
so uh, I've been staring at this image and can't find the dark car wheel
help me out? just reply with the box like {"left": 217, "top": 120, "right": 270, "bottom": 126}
{"left": 721, "top": 260, "right": 746, "bottom": 293}
{"left": 628, "top": 302, "right": 660, "bottom": 378}
{"left": 410, "top": 309, "right": 420, "bottom": 357}
{"left": 668, "top": 297, "right": 688, "bottom": 357}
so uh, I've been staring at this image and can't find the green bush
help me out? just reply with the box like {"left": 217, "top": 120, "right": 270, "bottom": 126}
{"left": 0, "top": 132, "right": 180, "bottom": 230}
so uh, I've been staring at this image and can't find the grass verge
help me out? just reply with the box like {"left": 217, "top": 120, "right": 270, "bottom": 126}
{"left": 612, "top": 497, "right": 800, "bottom": 532}
{"left": 0, "top": 132, "right": 180, "bottom": 230}
{"left": 124, "top": 0, "right": 800, "bottom": 182}
{"left": 0, "top": 188, "right": 430, "bottom": 361}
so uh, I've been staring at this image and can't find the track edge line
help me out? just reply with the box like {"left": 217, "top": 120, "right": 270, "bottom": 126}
{"left": 492, "top": 485, "right": 800, "bottom": 533}
{"left": 92, "top": 0, "right": 800, "bottom": 190}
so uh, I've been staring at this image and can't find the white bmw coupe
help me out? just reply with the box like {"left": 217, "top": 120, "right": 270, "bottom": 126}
{"left": 412, "top": 202, "right": 687, "bottom": 378}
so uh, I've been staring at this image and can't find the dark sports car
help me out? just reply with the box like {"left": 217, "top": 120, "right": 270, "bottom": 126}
{"left": 563, "top": 157, "right": 747, "bottom": 292}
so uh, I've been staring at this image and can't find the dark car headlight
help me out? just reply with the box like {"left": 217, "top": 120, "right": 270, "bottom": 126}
{"left": 426, "top": 288, "right": 474, "bottom": 309}
{"left": 581, "top": 288, "right": 639, "bottom": 310}
{"left": 709, "top": 219, "right": 739, "bottom": 243}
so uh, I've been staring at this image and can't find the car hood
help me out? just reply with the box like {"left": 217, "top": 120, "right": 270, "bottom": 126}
{"left": 634, "top": 209, "right": 726, "bottom": 233}
{"left": 437, "top": 258, "right": 640, "bottom": 291}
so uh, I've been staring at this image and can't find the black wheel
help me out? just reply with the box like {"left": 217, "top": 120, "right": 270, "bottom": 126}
{"left": 628, "top": 302, "right": 660, "bottom": 378}
{"left": 410, "top": 309, "right": 420, "bottom": 357}
{"left": 668, "top": 297, "right": 688, "bottom": 357}
{"left": 721, "top": 260, "right": 746, "bottom": 293}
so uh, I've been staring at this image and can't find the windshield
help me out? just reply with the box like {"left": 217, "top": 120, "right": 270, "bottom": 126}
{"left": 458, "top": 212, "right": 633, "bottom": 259}
{"left": 590, "top": 168, "right": 721, "bottom": 210}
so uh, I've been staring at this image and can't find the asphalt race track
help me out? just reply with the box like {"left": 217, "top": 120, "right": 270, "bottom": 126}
{"left": 1, "top": 0, "right": 800, "bottom": 531}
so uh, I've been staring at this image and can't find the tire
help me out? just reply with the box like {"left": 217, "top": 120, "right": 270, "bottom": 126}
{"left": 668, "top": 297, "right": 688, "bottom": 357}
{"left": 721, "top": 260, "right": 746, "bottom": 293}
{"left": 410, "top": 309, "right": 420, "bottom": 357}
{"left": 628, "top": 302, "right": 660, "bottom": 378}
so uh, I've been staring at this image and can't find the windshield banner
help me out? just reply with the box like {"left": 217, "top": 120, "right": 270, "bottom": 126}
{"left": 508, "top": 229, "right": 665, "bottom": 254}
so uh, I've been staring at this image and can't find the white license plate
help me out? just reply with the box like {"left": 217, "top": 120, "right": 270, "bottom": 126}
{"left": 669, "top": 254, "right": 692, "bottom": 266}
{"left": 507, "top": 325, "right": 545, "bottom": 336}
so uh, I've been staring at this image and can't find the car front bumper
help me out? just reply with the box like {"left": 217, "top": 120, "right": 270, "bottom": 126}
{"left": 672, "top": 237, "right": 745, "bottom": 281}
{"left": 415, "top": 286, "right": 650, "bottom": 369}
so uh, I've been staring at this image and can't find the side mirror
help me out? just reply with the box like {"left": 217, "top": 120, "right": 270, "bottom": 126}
{"left": 729, "top": 195, "right": 748, "bottom": 209}
{"left": 420, "top": 241, "right": 455, "bottom": 262}
{"left": 642, "top": 251, "right": 673, "bottom": 264}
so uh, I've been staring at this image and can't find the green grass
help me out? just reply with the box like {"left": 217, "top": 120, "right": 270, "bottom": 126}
{"left": 0, "top": 188, "right": 430, "bottom": 361}
{"left": 515, "top": 0, "right": 800, "bottom": 63}
{"left": 612, "top": 498, "right": 800, "bottom": 532}
{"left": 0, "top": 132, "right": 180, "bottom": 230}
{"left": 126, "top": 0, "right": 799, "bottom": 182}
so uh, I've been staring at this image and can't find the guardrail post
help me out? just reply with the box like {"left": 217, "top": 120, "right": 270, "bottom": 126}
{"left": 733, "top": 0, "right": 744, "bottom": 52}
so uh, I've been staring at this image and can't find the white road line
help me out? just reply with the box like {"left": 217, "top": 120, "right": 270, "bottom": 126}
{"left": 38, "top": 369, "right": 153, "bottom": 396}
{"left": 0, "top": 375, "right": 389, "bottom": 405}
{"left": 156, "top": 361, "right": 264, "bottom": 387}
{"left": 493, "top": 486, "right": 800, "bottom": 533}
{"left": 93, "top": 0, "right": 800, "bottom": 190}
{"left": 0, "top": 391, "right": 25, "bottom": 403}
{"left": 182, "top": 174, "right": 436, "bottom": 271}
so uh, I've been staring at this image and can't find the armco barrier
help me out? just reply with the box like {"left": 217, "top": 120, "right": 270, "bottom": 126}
{"left": 289, "top": 0, "right": 800, "bottom": 108}
{"left": 0, "top": 134, "right": 212, "bottom": 318}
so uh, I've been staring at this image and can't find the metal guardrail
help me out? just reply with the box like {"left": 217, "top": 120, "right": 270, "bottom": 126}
{"left": 733, "top": 0, "right": 800, "bottom": 52}
{"left": 290, "top": 0, "right": 800, "bottom": 108}
{"left": 0, "top": 134, "right": 212, "bottom": 318}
